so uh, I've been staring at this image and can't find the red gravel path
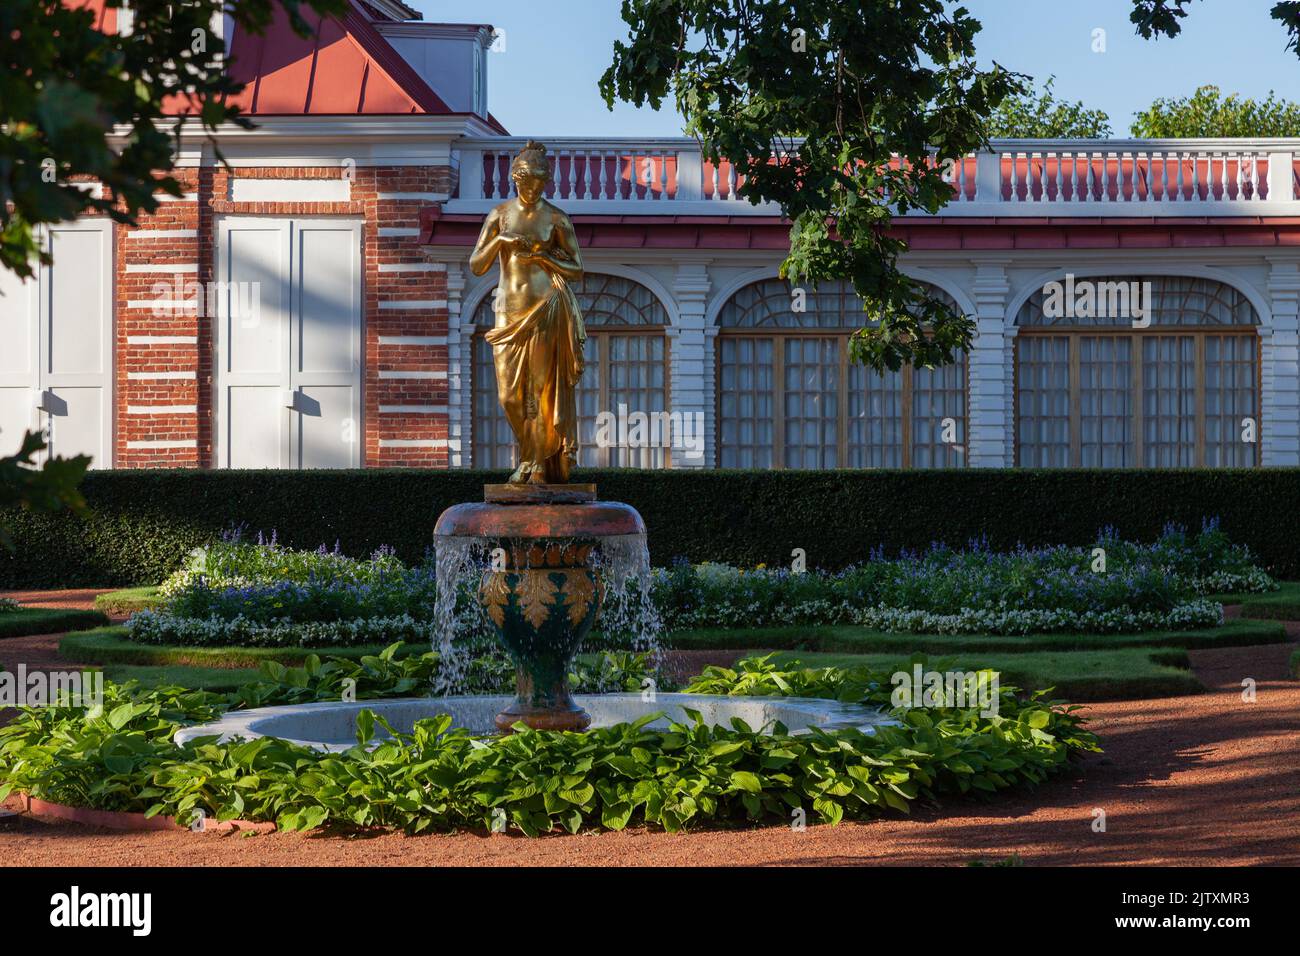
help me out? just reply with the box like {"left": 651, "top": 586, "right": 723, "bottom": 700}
{"left": 1, "top": 593, "right": 1297, "bottom": 866}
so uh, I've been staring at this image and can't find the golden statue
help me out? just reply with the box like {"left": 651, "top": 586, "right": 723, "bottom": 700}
{"left": 470, "top": 140, "right": 587, "bottom": 485}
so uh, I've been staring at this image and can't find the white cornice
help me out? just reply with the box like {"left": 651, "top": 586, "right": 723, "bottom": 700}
{"left": 118, "top": 115, "right": 500, "bottom": 167}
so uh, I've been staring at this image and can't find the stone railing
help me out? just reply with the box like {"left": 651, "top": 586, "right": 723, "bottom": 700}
{"left": 445, "top": 137, "right": 1300, "bottom": 217}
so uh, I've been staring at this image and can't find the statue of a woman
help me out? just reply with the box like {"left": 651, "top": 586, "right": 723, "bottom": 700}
{"left": 469, "top": 140, "right": 587, "bottom": 485}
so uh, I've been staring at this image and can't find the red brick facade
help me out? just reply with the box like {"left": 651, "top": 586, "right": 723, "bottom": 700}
{"left": 112, "top": 163, "right": 455, "bottom": 469}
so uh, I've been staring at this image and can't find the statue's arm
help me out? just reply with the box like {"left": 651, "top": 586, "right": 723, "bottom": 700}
{"left": 469, "top": 208, "right": 507, "bottom": 276}
{"left": 519, "top": 210, "right": 584, "bottom": 283}
{"left": 554, "top": 213, "right": 584, "bottom": 283}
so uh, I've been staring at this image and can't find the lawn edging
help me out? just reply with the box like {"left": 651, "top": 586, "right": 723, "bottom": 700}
{"left": 59, "top": 627, "right": 428, "bottom": 669}
{"left": 666, "top": 619, "right": 1288, "bottom": 654}
{"left": 1232, "top": 582, "right": 1300, "bottom": 621}
{"left": 0, "top": 607, "right": 110, "bottom": 639}
{"left": 93, "top": 586, "right": 162, "bottom": 616}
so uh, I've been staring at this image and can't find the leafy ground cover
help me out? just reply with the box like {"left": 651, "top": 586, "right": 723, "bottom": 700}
{"left": 0, "top": 651, "right": 1098, "bottom": 835}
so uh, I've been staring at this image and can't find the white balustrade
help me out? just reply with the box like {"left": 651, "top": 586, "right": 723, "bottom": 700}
{"left": 447, "top": 137, "right": 1300, "bottom": 216}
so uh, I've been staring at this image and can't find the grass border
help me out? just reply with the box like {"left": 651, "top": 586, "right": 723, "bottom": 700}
{"left": 59, "top": 627, "right": 428, "bottom": 669}
{"left": 665, "top": 619, "right": 1288, "bottom": 654}
{"left": 766, "top": 647, "right": 1201, "bottom": 702}
{"left": 0, "top": 607, "right": 110, "bottom": 639}
{"left": 1229, "top": 582, "right": 1300, "bottom": 621}
{"left": 92, "top": 586, "right": 162, "bottom": 616}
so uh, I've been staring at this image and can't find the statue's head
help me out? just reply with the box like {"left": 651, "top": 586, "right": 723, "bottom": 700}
{"left": 510, "top": 140, "right": 550, "bottom": 204}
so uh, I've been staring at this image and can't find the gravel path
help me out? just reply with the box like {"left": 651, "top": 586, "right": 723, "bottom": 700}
{"left": 0, "top": 593, "right": 1297, "bottom": 866}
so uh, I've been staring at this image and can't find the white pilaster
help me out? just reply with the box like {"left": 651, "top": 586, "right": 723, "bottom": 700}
{"left": 443, "top": 261, "right": 470, "bottom": 468}
{"left": 1264, "top": 256, "right": 1300, "bottom": 465}
{"left": 668, "top": 262, "right": 714, "bottom": 467}
{"left": 966, "top": 259, "right": 1012, "bottom": 467}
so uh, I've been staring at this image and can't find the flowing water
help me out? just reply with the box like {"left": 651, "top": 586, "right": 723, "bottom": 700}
{"left": 431, "top": 531, "right": 662, "bottom": 696}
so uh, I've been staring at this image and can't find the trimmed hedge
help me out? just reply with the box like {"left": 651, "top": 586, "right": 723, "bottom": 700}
{"left": 3, "top": 467, "right": 1299, "bottom": 587}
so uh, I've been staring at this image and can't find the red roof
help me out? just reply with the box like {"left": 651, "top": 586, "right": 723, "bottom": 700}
{"left": 225, "top": 1, "right": 452, "bottom": 115}
{"left": 76, "top": 0, "right": 507, "bottom": 119}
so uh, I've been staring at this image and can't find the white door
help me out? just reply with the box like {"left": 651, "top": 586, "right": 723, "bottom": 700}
{"left": 215, "top": 218, "right": 362, "bottom": 469}
{"left": 0, "top": 220, "right": 113, "bottom": 467}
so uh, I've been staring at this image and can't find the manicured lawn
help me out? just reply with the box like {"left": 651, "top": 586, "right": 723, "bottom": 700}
{"left": 666, "top": 619, "right": 1288, "bottom": 654}
{"left": 767, "top": 648, "right": 1201, "bottom": 701}
{"left": 0, "top": 607, "right": 110, "bottom": 639}
{"left": 1229, "top": 582, "right": 1300, "bottom": 621}
{"left": 92, "top": 586, "right": 163, "bottom": 615}
{"left": 97, "top": 663, "right": 263, "bottom": 692}
{"left": 60, "top": 627, "right": 428, "bottom": 669}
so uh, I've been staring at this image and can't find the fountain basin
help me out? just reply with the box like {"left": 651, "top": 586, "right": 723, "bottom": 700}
{"left": 434, "top": 493, "right": 654, "bottom": 732}
{"left": 434, "top": 499, "right": 645, "bottom": 540}
{"left": 173, "top": 694, "right": 896, "bottom": 752}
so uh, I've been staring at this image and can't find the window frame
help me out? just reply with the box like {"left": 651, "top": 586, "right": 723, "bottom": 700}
{"left": 714, "top": 278, "right": 970, "bottom": 470}
{"left": 1013, "top": 325, "right": 1262, "bottom": 468}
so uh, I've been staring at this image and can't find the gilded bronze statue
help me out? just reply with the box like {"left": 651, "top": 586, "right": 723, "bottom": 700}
{"left": 470, "top": 140, "right": 587, "bottom": 485}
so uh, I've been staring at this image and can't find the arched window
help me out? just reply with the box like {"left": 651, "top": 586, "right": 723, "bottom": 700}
{"left": 472, "top": 274, "right": 670, "bottom": 468}
{"left": 1015, "top": 275, "right": 1260, "bottom": 467}
{"left": 716, "top": 278, "right": 967, "bottom": 468}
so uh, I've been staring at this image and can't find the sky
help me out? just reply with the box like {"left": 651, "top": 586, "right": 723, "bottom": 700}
{"left": 412, "top": 0, "right": 1300, "bottom": 137}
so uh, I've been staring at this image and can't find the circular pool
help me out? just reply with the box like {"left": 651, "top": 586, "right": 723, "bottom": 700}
{"left": 174, "top": 693, "right": 895, "bottom": 752}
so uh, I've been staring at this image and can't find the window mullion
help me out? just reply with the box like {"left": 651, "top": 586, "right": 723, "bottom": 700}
{"left": 837, "top": 335, "right": 848, "bottom": 467}
{"left": 599, "top": 334, "right": 610, "bottom": 469}
{"left": 773, "top": 337, "right": 785, "bottom": 469}
{"left": 1069, "top": 334, "right": 1082, "bottom": 467}
{"left": 1132, "top": 334, "right": 1144, "bottom": 467}
{"left": 1195, "top": 334, "right": 1206, "bottom": 467}
{"left": 902, "top": 364, "right": 913, "bottom": 469}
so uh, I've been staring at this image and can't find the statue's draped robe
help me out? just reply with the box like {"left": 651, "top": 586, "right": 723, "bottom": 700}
{"left": 486, "top": 272, "right": 585, "bottom": 481}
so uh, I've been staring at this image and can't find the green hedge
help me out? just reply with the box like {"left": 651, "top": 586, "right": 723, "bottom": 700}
{"left": 4, "top": 467, "right": 1299, "bottom": 587}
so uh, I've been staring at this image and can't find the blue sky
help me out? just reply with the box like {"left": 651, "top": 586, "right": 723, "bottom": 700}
{"left": 413, "top": 0, "right": 1300, "bottom": 137}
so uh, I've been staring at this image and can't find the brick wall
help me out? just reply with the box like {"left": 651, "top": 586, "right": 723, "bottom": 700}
{"left": 112, "top": 162, "right": 455, "bottom": 469}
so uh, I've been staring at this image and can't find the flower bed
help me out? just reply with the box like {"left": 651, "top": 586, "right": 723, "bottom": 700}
{"left": 127, "top": 521, "right": 1270, "bottom": 646}
{"left": 0, "top": 652, "right": 1098, "bottom": 835}
{"left": 652, "top": 523, "right": 1266, "bottom": 634}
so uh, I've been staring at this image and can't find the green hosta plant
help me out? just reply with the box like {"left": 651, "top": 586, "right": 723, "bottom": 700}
{"left": 0, "top": 650, "right": 1098, "bottom": 835}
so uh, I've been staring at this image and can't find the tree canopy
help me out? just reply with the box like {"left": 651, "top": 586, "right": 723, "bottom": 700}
{"left": 0, "top": 0, "right": 340, "bottom": 517}
{"left": 985, "top": 76, "right": 1112, "bottom": 139}
{"left": 1131, "top": 85, "right": 1300, "bottom": 137}
{"left": 1130, "top": 0, "right": 1300, "bottom": 57}
{"left": 0, "top": 0, "right": 343, "bottom": 279}
{"left": 601, "top": 0, "right": 1024, "bottom": 373}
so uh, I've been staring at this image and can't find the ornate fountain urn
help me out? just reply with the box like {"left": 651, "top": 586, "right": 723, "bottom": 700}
{"left": 435, "top": 140, "right": 647, "bottom": 733}
{"left": 434, "top": 488, "right": 645, "bottom": 732}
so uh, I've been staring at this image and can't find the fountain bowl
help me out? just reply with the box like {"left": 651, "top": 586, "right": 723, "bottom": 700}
{"left": 434, "top": 490, "right": 654, "bottom": 733}
{"left": 173, "top": 694, "right": 896, "bottom": 752}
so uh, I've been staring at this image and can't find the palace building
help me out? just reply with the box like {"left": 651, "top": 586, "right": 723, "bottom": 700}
{"left": 5, "top": 0, "right": 1299, "bottom": 471}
